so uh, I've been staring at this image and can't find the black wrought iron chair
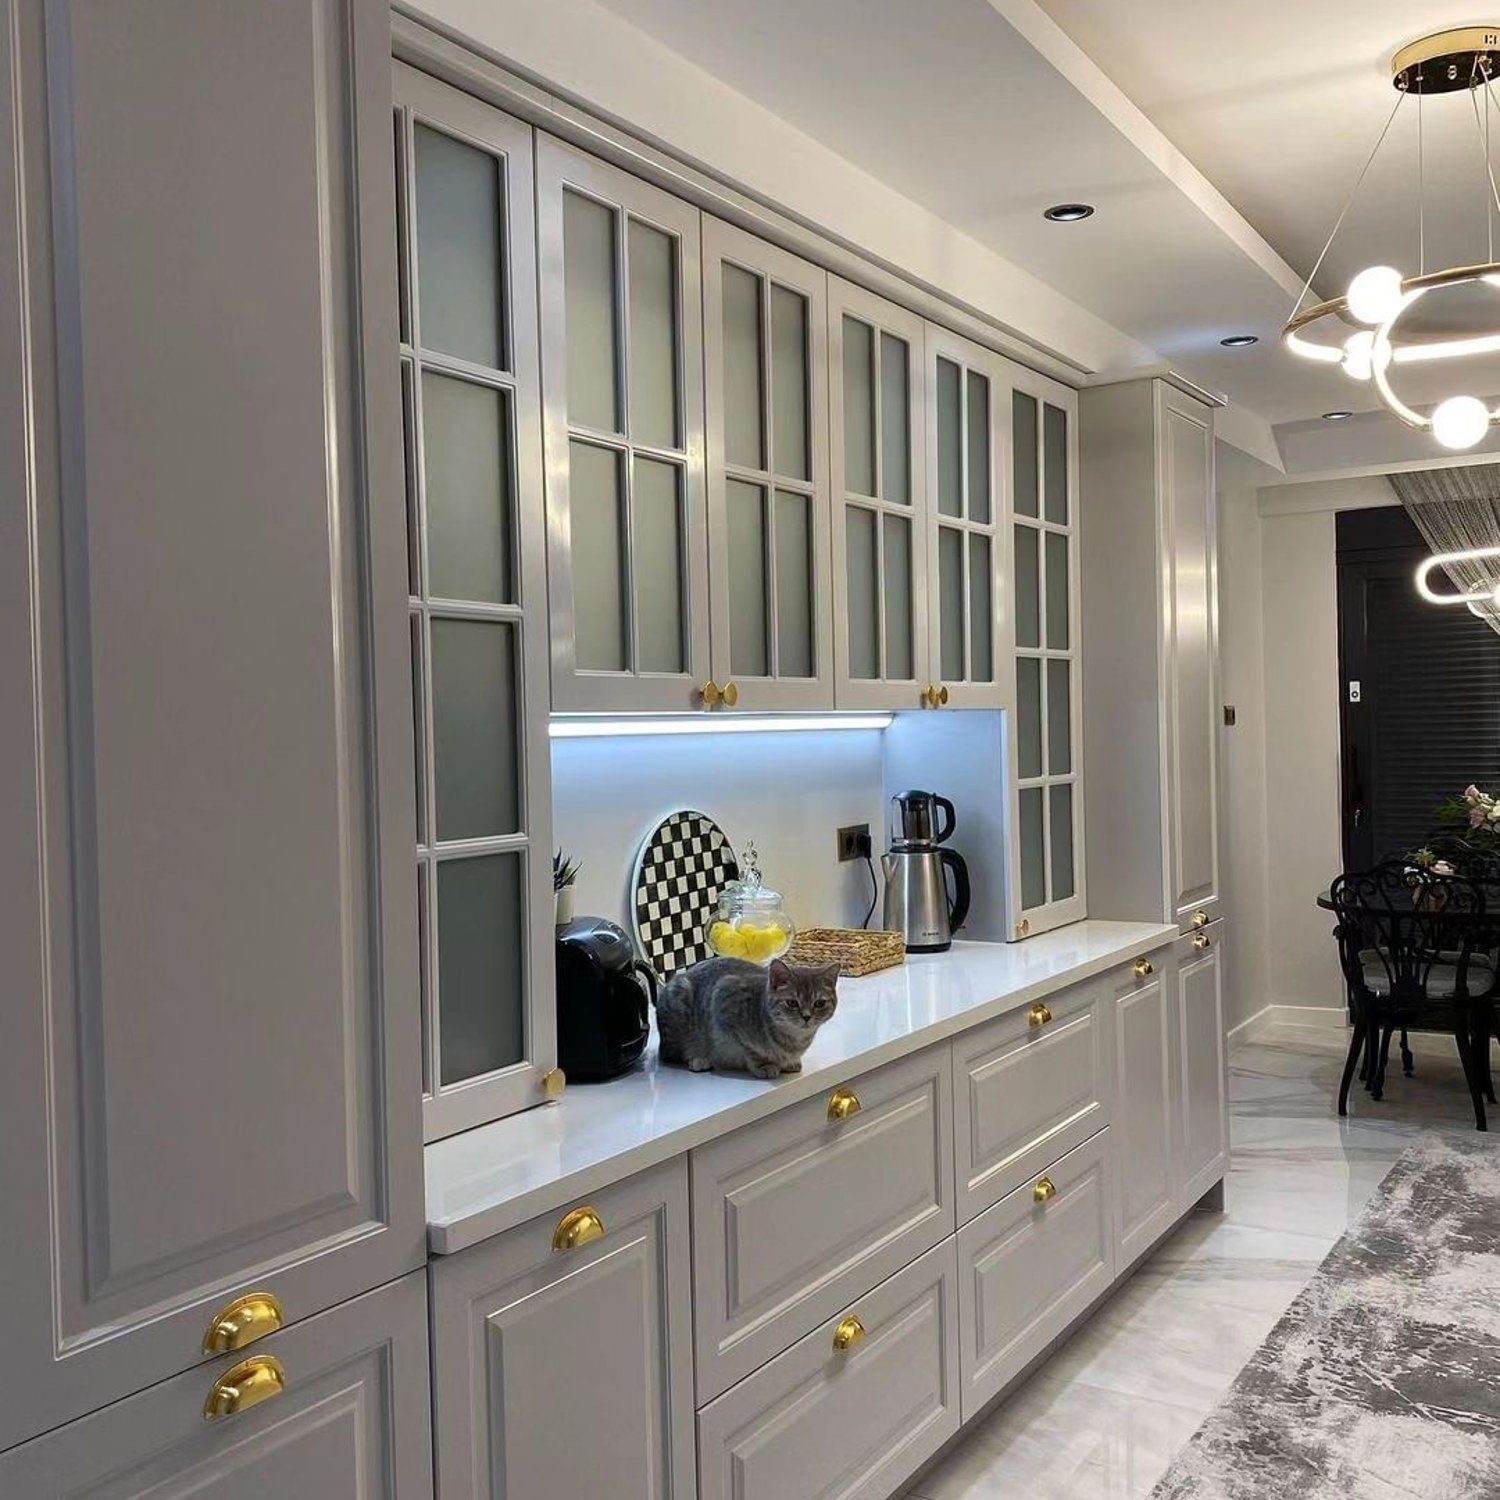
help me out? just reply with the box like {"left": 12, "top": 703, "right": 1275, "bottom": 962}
{"left": 1329, "top": 861, "right": 1492, "bottom": 1129}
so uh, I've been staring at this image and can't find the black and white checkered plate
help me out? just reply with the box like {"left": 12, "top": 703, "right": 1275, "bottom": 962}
{"left": 631, "top": 809, "right": 739, "bottom": 981}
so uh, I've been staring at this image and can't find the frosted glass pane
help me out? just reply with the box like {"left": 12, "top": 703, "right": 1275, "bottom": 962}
{"left": 1013, "top": 390, "right": 1038, "bottom": 518}
{"left": 880, "top": 331, "right": 910, "bottom": 505}
{"left": 628, "top": 219, "right": 679, "bottom": 449}
{"left": 1049, "top": 784, "right": 1075, "bottom": 900}
{"left": 1044, "top": 402, "right": 1069, "bottom": 523}
{"left": 1047, "top": 658, "right": 1072, "bottom": 774}
{"left": 401, "top": 361, "right": 418, "bottom": 594}
{"left": 969, "top": 533, "right": 993, "bottom": 682}
{"left": 845, "top": 505, "right": 878, "bottom": 679}
{"left": 563, "top": 191, "right": 619, "bottom": 432}
{"left": 842, "top": 317, "right": 875, "bottom": 496}
{"left": 884, "top": 512, "right": 913, "bottom": 680}
{"left": 1020, "top": 786, "right": 1045, "bottom": 911}
{"left": 727, "top": 478, "right": 768, "bottom": 678}
{"left": 967, "top": 370, "right": 991, "bottom": 523}
{"left": 633, "top": 457, "right": 685, "bottom": 674}
{"left": 414, "top": 124, "right": 503, "bottom": 369}
{"left": 936, "top": 357, "right": 962, "bottom": 518}
{"left": 938, "top": 526, "right": 963, "bottom": 681}
{"left": 1015, "top": 524, "right": 1040, "bottom": 649}
{"left": 409, "top": 614, "right": 425, "bottom": 844}
{"left": 569, "top": 442, "right": 627, "bottom": 670}
{"left": 770, "top": 286, "right": 810, "bottom": 480}
{"left": 721, "top": 264, "right": 764, "bottom": 470}
{"left": 431, "top": 618, "right": 517, "bottom": 840}
{"left": 421, "top": 372, "right": 513, "bottom": 605}
{"left": 1017, "top": 657, "right": 1042, "bottom": 778}
{"left": 1046, "top": 531, "right": 1071, "bottom": 649}
{"left": 775, "top": 489, "right": 814, "bottom": 678}
{"left": 437, "top": 853, "right": 523, "bottom": 1084}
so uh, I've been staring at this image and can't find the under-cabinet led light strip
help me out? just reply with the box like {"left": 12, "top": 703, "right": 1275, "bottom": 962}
{"left": 549, "top": 713, "right": 894, "bottom": 739}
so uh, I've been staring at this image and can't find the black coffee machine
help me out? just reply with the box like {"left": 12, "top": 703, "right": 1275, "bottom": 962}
{"left": 556, "top": 917, "right": 655, "bottom": 1080}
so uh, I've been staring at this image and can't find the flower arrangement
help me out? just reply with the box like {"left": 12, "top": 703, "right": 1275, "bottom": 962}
{"left": 1434, "top": 784, "right": 1500, "bottom": 852}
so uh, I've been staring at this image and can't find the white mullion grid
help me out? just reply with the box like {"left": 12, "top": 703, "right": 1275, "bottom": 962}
{"left": 957, "top": 360, "right": 973, "bottom": 682}
{"left": 870, "top": 318, "right": 889, "bottom": 679}
{"left": 616, "top": 206, "right": 640, "bottom": 674}
{"left": 759, "top": 270, "right": 779, "bottom": 678}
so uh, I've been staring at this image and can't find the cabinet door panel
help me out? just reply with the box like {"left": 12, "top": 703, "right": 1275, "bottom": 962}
{"left": 0, "top": 0, "right": 423, "bottom": 1448}
{"left": 1177, "top": 924, "right": 1229, "bottom": 1206}
{"left": 702, "top": 218, "right": 832, "bottom": 708}
{"left": 0, "top": 1273, "right": 432, "bottom": 1499}
{"left": 1113, "top": 964, "right": 1178, "bottom": 1269}
{"left": 430, "top": 1161, "right": 695, "bottom": 1500}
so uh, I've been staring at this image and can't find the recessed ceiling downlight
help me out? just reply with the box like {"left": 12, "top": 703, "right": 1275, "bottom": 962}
{"left": 1322, "top": 409, "right": 1354, "bottom": 421}
{"left": 1043, "top": 203, "right": 1094, "bottom": 223}
{"left": 1220, "top": 335, "right": 1260, "bottom": 348}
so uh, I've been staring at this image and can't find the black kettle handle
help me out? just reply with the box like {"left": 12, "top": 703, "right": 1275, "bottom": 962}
{"left": 934, "top": 795, "right": 957, "bottom": 845}
{"left": 633, "top": 959, "right": 659, "bottom": 1025}
{"left": 940, "top": 848, "right": 971, "bottom": 934}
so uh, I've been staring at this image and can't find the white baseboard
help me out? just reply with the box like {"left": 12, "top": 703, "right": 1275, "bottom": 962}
{"left": 1229, "top": 1003, "right": 1348, "bottom": 1051}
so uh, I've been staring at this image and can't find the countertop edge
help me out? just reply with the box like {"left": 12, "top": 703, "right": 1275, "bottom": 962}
{"left": 426, "top": 922, "right": 1179, "bottom": 1255}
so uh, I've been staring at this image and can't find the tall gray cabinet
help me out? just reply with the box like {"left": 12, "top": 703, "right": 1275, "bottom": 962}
{"left": 0, "top": 0, "right": 429, "bottom": 1474}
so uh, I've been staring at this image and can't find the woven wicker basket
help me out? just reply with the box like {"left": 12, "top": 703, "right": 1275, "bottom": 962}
{"left": 788, "top": 927, "right": 906, "bottom": 978}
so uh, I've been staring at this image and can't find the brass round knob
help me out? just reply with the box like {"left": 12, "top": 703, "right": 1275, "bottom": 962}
{"left": 1133, "top": 958, "right": 1154, "bottom": 980}
{"left": 722, "top": 680, "right": 739, "bottom": 708}
{"left": 1193, "top": 933, "right": 1213, "bottom": 952}
{"left": 923, "top": 683, "right": 938, "bottom": 708}
{"left": 1033, "top": 1177, "right": 1057, "bottom": 1205}
{"left": 832, "top": 1315, "right": 867, "bottom": 1354}
{"left": 701, "top": 679, "right": 722, "bottom": 708}
{"left": 1192, "top": 910, "right": 1210, "bottom": 929}
{"left": 937, "top": 684, "right": 950, "bottom": 706}
{"left": 1016, "top": 918, "right": 1031, "bottom": 939}
{"left": 827, "top": 1087, "right": 862, "bottom": 1122}
{"left": 541, "top": 1067, "right": 566, "bottom": 1099}
{"left": 552, "top": 1206, "right": 605, "bottom": 1252}
{"left": 1028, "top": 1002, "right": 1052, "bottom": 1029}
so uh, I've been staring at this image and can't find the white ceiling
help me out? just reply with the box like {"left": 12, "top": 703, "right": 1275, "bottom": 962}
{"left": 588, "top": 0, "right": 1500, "bottom": 447}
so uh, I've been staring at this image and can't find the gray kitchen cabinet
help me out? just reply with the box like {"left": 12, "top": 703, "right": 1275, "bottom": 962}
{"left": 1175, "top": 922, "right": 1229, "bottom": 1207}
{"left": 429, "top": 1159, "right": 696, "bottom": 1500}
{"left": 0, "top": 0, "right": 424, "bottom": 1451}
{"left": 0, "top": 1270, "right": 433, "bottom": 1497}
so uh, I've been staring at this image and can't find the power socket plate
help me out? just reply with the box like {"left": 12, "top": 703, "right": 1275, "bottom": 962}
{"left": 836, "top": 823, "right": 870, "bottom": 863}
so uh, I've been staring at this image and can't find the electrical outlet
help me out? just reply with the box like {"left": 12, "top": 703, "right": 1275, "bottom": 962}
{"left": 836, "top": 823, "right": 871, "bottom": 863}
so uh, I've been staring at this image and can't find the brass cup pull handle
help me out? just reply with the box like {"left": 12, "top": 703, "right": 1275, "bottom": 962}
{"left": 552, "top": 1206, "right": 605, "bottom": 1253}
{"left": 1033, "top": 1176, "right": 1057, "bottom": 1205}
{"left": 1028, "top": 1003, "right": 1052, "bottom": 1029}
{"left": 832, "top": 1315, "right": 867, "bottom": 1354}
{"left": 827, "top": 1087, "right": 862, "bottom": 1122}
{"left": 937, "top": 684, "right": 950, "bottom": 706}
{"left": 203, "top": 1292, "right": 284, "bottom": 1356}
{"left": 1192, "top": 910, "right": 1210, "bottom": 929}
{"left": 1133, "top": 958, "right": 1155, "bottom": 980}
{"left": 1193, "top": 933, "right": 1213, "bottom": 952}
{"left": 204, "top": 1355, "right": 286, "bottom": 1420}
{"left": 722, "top": 680, "right": 739, "bottom": 708}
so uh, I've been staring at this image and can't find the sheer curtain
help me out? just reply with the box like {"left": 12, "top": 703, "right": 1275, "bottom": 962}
{"left": 1387, "top": 463, "right": 1500, "bottom": 635}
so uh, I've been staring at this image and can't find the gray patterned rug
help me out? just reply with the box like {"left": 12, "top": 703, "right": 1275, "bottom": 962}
{"left": 1152, "top": 1133, "right": 1500, "bottom": 1499}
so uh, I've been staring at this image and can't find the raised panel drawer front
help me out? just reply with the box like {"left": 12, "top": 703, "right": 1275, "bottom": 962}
{"left": 952, "top": 978, "right": 1110, "bottom": 1224}
{"left": 1114, "top": 962, "right": 1178, "bottom": 1269}
{"left": 955, "top": 1129, "right": 1113, "bottom": 1420}
{"left": 0, "top": 0, "right": 424, "bottom": 1449}
{"left": 429, "top": 1159, "right": 696, "bottom": 1500}
{"left": 696, "top": 1239, "right": 961, "bottom": 1500}
{"left": 1176, "top": 922, "right": 1228, "bottom": 1208}
{"left": 0, "top": 1270, "right": 433, "bottom": 1498}
{"left": 690, "top": 1046, "right": 954, "bottom": 1402}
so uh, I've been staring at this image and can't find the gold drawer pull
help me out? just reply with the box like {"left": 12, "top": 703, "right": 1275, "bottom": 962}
{"left": 1192, "top": 910, "right": 1210, "bottom": 929}
{"left": 203, "top": 1292, "right": 283, "bottom": 1355}
{"left": 1193, "top": 933, "right": 1213, "bottom": 952}
{"left": 832, "top": 1315, "right": 867, "bottom": 1354}
{"left": 552, "top": 1206, "right": 605, "bottom": 1252}
{"left": 722, "top": 680, "right": 740, "bottom": 708}
{"left": 701, "top": 679, "right": 722, "bottom": 708}
{"left": 1028, "top": 1003, "right": 1052, "bottom": 1029}
{"left": 204, "top": 1355, "right": 286, "bottom": 1420}
{"left": 1133, "top": 958, "right": 1154, "bottom": 980}
{"left": 1033, "top": 1176, "right": 1057, "bottom": 1204}
{"left": 936, "top": 684, "right": 950, "bottom": 706}
{"left": 827, "top": 1087, "right": 862, "bottom": 1122}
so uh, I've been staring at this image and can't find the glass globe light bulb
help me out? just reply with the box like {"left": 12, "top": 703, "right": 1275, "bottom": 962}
{"left": 1340, "top": 330, "right": 1390, "bottom": 381}
{"left": 1431, "top": 394, "right": 1491, "bottom": 450}
{"left": 1346, "top": 265, "right": 1405, "bottom": 326}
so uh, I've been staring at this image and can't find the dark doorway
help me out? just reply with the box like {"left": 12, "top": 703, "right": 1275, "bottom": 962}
{"left": 1337, "top": 506, "right": 1500, "bottom": 869}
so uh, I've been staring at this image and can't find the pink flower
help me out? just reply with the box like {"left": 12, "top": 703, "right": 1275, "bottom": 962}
{"left": 1472, "top": 807, "right": 1488, "bottom": 828}
{"left": 1434, "top": 860, "right": 1457, "bottom": 876}
{"left": 1466, "top": 784, "right": 1483, "bottom": 802}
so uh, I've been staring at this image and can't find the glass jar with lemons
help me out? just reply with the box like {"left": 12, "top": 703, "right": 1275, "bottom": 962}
{"left": 706, "top": 844, "right": 794, "bottom": 964}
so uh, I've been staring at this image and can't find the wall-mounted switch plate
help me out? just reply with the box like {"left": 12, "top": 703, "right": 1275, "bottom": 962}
{"left": 836, "top": 824, "right": 870, "bottom": 862}
{"left": 1222, "top": 704, "right": 1237, "bottom": 727}
{"left": 1348, "top": 680, "right": 1362, "bottom": 704}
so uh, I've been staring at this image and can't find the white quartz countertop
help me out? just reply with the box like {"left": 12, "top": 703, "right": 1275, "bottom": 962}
{"left": 425, "top": 919, "right": 1176, "bottom": 1254}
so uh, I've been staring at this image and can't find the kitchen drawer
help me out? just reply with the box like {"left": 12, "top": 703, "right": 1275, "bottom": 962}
{"left": 696, "top": 1239, "right": 961, "bottom": 1500}
{"left": 691, "top": 1045, "right": 954, "bottom": 1401}
{"left": 956, "top": 1129, "right": 1114, "bottom": 1420}
{"left": 0, "top": 1270, "right": 432, "bottom": 1497}
{"left": 951, "top": 976, "right": 1111, "bottom": 1223}
{"left": 429, "top": 1158, "right": 695, "bottom": 1500}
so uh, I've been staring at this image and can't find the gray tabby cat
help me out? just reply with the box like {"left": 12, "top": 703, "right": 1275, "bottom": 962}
{"left": 656, "top": 956, "right": 840, "bottom": 1078}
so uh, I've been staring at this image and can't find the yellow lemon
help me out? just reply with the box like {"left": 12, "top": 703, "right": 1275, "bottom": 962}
{"left": 716, "top": 927, "right": 748, "bottom": 958}
{"left": 708, "top": 921, "right": 733, "bottom": 953}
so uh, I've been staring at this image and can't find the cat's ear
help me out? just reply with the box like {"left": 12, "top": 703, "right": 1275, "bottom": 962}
{"left": 820, "top": 963, "right": 842, "bottom": 983}
{"left": 768, "top": 959, "right": 793, "bottom": 989}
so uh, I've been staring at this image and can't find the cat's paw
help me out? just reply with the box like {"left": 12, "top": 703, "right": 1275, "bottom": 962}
{"left": 686, "top": 1057, "right": 712, "bottom": 1072}
{"left": 779, "top": 1060, "right": 803, "bottom": 1074}
{"left": 747, "top": 1060, "right": 781, "bottom": 1080}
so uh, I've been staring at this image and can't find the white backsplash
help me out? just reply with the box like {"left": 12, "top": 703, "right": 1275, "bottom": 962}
{"left": 550, "top": 728, "right": 888, "bottom": 937}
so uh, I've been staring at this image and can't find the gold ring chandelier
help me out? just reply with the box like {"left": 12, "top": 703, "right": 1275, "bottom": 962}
{"left": 1284, "top": 27, "right": 1500, "bottom": 449}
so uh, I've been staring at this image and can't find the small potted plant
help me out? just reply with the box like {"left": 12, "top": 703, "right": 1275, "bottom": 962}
{"left": 553, "top": 848, "right": 580, "bottom": 928}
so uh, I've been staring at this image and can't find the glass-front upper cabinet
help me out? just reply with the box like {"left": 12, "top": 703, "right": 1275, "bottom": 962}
{"left": 536, "top": 136, "right": 710, "bottom": 711}
{"left": 701, "top": 217, "right": 834, "bottom": 710}
{"left": 394, "top": 66, "right": 556, "bottom": 1139}
{"left": 1007, "top": 368, "right": 1086, "bottom": 938}
{"left": 828, "top": 277, "right": 929, "bottom": 710}
{"left": 924, "top": 324, "right": 1008, "bottom": 710}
